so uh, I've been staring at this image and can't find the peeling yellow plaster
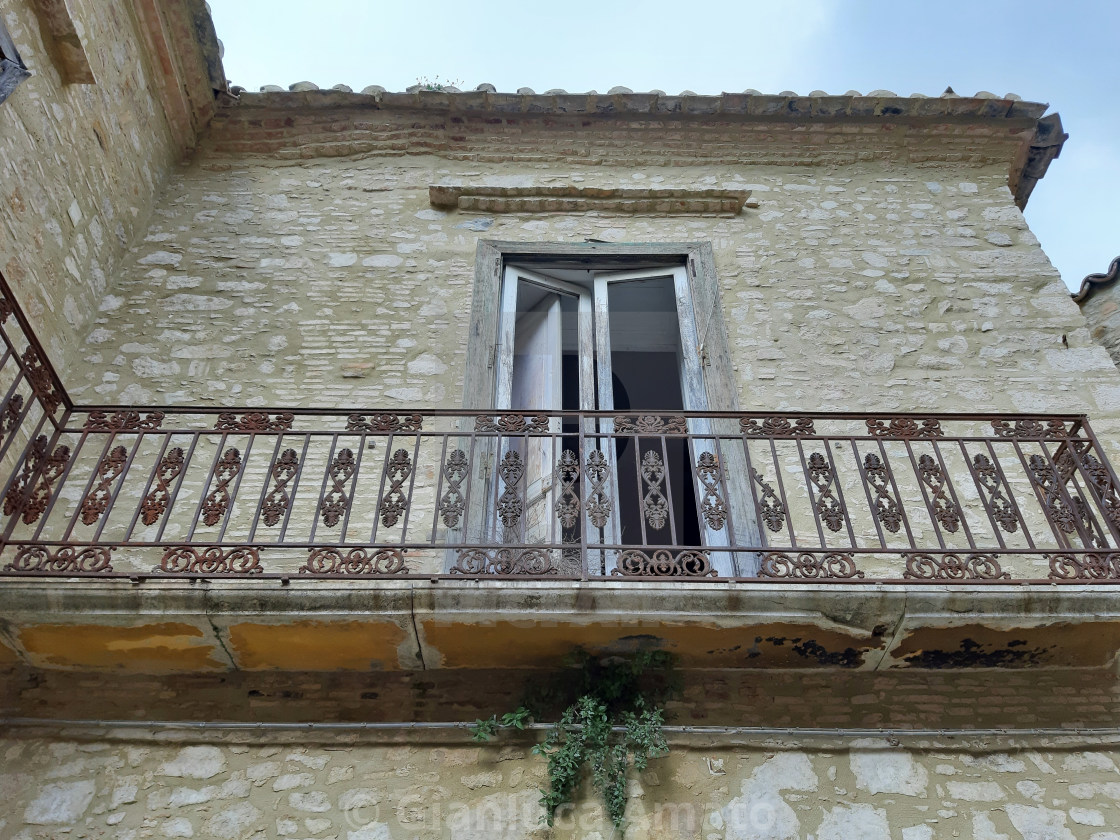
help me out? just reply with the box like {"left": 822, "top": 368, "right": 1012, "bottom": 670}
{"left": 228, "top": 620, "right": 408, "bottom": 671}
{"left": 420, "top": 620, "right": 880, "bottom": 669}
{"left": 18, "top": 622, "right": 224, "bottom": 671}
{"left": 0, "top": 639, "right": 20, "bottom": 666}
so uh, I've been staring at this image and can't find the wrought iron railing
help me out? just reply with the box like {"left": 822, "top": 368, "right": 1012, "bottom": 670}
{"left": 2, "top": 283, "right": 1120, "bottom": 583}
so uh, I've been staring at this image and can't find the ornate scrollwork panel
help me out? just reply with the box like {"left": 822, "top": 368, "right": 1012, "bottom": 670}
{"left": 450, "top": 548, "right": 558, "bottom": 575}
{"left": 159, "top": 546, "right": 262, "bottom": 574}
{"left": 496, "top": 450, "right": 525, "bottom": 538}
{"left": 554, "top": 449, "right": 580, "bottom": 530}
{"left": 1027, "top": 454, "right": 1076, "bottom": 535}
{"left": 902, "top": 552, "right": 1010, "bottom": 580}
{"left": 80, "top": 445, "right": 128, "bottom": 525}
{"left": 917, "top": 454, "right": 961, "bottom": 533}
{"left": 695, "top": 451, "right": 727, "bottom": 530}
{"left": 141, "top": 447, "right": 184, "bottom": 526}
{"left": 320, "top": 448, "right": 356, "bottom": 527}
{"left": 200, "top": 448, "right": 241, "bottom": 527}
{"left": 1069, "top": 495, "right": 1106, "bottom": 549}
{"left": 739, "top": 417, "right": 815, "bottom": 437}
{"left": 299, "top": 547, "right": 408, "bottom": 575}
{"left": 612, "top": 548, "right": 715, "bottom": 577}
{"left": 0, "top": 393, "right": 23, "bottom": 446}
{"left": 759, "top": 552, "right": 864, "bottom": 579}
{"left": 614, "top": 415, "right": 687, "bottom": 434}
{"left": 83, "top": 410, "right": 164, "bottom": 431}
{"left": 867, "top": 417, "right": 943, "bottom": 439}
{"left": 475, "top": 414, "right": 549, "bottom": 434}
{"left": 4, "top": 544, "right": 113, "bottom": 573}
{"left": 2, "top": 436, "right": 43, "bottom": 518}
{"left": 970, "top": 453, "right": 1019, "bottom": 533}
{"left": 751, "top": 467, "right": 786, "bottom": 533}
{"left": 585, "top": 449, "right": 611, "bottom": 528}
{"left": 1047, "top": 552, "right": 1120, "bottom": 580}
{"left": 862, "top": 453, "right": 902, "bottom": 534}
{"left": 640, "top": 450, "right": 669, "bottom": 531}
{"left": 347, "top": 413, "right": 423, "bottom": 433}
{"left": 1073, "top": 449, "right": 1120, "bottom": 531}
{"left": 439, "top": 449, "right": 468, "bottom": 528}
{"left": 214, "top": 412, "right": 293, "bottom": 432}
{"left": 991, "top": 418, "right": 1068, "bottom": 439}
{"left": 9, "top": 439, "right": 72, "bottom": 526}
{"left": 21, "top": 347, "right": 62, "bottom": 414}
{"left": 380, "top": 448, "right": 413, "bottom": 528}
{"left": 261, "top": 448, "right": 299, "bottom": 527}
{"left": 808, "top": 451, "right": 845, "bottom": 532}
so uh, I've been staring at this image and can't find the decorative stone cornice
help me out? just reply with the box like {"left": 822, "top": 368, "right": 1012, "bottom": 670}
{"left": 214, "top": 87, "right": 1064, "bottom": 208}
{"left": 233, "top": 86, "right": 1050, "bottom": 122}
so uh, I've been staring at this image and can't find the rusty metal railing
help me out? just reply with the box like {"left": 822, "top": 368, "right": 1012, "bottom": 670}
{"left": 2, "top": 283, "right": 1120, "bottom": 582}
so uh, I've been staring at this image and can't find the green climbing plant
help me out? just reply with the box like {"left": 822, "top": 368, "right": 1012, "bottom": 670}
{"left": 471, "top": 648, "right": 677, "bottom": 830}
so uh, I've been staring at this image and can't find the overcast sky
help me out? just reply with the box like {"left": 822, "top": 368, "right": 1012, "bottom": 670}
{"left": 209, "top": 0, "right": 1118, "bottom": 291}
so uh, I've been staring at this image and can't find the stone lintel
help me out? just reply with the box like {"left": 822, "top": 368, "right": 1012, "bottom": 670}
{"left": 428, "top": 184, "right": 754, "bottom": 215}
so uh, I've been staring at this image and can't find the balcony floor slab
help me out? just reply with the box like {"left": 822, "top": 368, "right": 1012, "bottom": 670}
{"left": 1, "top": 580, "right": 1119, "bottom": 673}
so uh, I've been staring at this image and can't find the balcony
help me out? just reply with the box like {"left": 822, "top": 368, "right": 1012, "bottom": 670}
{"left": 2, "top": 400, "right": 1120, "bottom": 585}
{"left": 2, "top": 281, "right": 1120, "bottom": 675}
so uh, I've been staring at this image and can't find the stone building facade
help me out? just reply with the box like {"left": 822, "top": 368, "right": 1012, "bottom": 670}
{"left": 4, "top": 1, "right": 1120, "bottom": 839}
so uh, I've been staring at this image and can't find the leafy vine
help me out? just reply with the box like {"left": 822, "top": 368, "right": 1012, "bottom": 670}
{"left": 472, "top": 648, "right": 677, "bottom": 830}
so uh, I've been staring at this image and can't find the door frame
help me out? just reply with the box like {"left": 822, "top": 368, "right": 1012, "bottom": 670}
{"left": 465, "top": 242, "right": 739, "bottom": 413}
{"left": 463, "top": 242, "right": 760, "bottom": 573}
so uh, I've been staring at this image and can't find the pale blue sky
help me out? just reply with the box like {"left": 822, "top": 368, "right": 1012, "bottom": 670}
{"left": 209, "top": 0, "right": 1118, "bottom": 291}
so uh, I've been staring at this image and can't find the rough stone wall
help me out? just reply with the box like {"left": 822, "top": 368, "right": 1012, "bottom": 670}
{"left": 4, "top": 734, "right": 1120, "bottom": 839}
{"left": 71, "top": 142, "right": 1120, "bottom": 449}
{"left": 0, "top": 0, "right": 179, "bottom": 368}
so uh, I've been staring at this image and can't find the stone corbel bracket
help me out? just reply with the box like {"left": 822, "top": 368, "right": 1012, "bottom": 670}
{"left": 429, "top": 185, "right": 754, "bottom": 215}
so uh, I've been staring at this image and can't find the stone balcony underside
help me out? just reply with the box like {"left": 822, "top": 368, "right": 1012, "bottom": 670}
{"left": 3, "top": 579, "right": 1120, "bottom": 674}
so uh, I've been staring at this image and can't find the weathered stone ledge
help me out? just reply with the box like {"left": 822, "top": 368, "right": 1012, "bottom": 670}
{"left": 230, "top": 89, "right": 1049, "bottom": 122}
{"left": 2, "top": 579, "right": 1120, "bottom": 673}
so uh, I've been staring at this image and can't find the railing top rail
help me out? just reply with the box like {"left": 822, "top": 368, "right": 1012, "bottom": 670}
{"left": 68, "top": 406, "right": 1092, "bottom": 422}
{"left": 0, "top": 271, "right": 72, "bottom": 413}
